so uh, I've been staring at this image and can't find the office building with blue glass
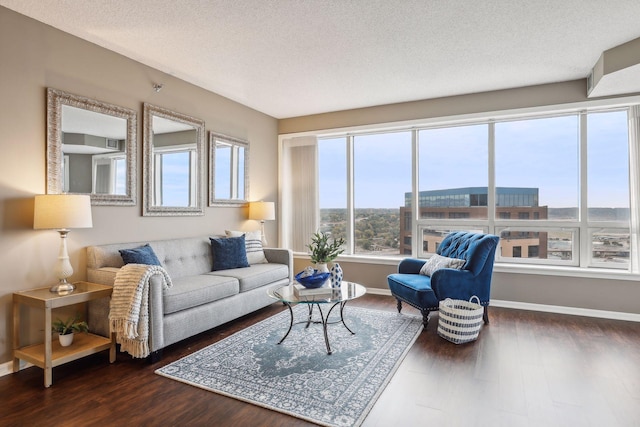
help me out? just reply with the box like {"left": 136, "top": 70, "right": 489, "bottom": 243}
{"left": 400, "top": 187, "right": 548, "bottom": 256}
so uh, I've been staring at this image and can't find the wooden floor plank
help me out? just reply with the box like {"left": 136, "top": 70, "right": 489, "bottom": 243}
{"left": 2, "top": 294, "right": 639, "bottom": 427}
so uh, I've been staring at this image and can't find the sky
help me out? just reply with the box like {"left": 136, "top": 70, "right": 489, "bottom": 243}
{"left": 318, "top": 110, "right": 629, "bottom": 210}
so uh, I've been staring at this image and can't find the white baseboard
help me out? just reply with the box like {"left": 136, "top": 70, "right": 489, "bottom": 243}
{"left": 364, "top": 287, "right": 640, "bottom": 322}
{"left": 490, "top": 299, "right": 640, "bottom": 322}
{"left": 0, "top": 362, "right": 12, "bottom": 377}
{"left": 0, "top": 360, "right": 32, "bottom": 378}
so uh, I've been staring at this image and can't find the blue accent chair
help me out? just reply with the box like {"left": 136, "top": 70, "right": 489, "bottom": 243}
{"left": 387, "top": 232, "right": 500, "bottom": 328}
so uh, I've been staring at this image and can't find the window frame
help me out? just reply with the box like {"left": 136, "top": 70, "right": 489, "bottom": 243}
{"left": 153, "top": 143, "right": 198, "bottom": 207}
{"left": 280, "top": 99, "right": 639, "bottom": 276}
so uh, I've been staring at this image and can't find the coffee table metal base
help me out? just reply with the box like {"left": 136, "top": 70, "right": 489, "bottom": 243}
{"left": 278, "top": 301, "right": 355, "bottom": 355}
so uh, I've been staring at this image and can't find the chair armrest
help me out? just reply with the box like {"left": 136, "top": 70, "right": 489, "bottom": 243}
{"left": 430, "top": 268, "right": 490, "bottom": 305}
{"left": 398, "top": 258, "right": 427, "bottom": 274}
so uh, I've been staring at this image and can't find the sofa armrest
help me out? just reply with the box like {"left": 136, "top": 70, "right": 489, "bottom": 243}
{"left": 398, "top": 258, "right": 427, "bottom": 274}
{"left": 148, "top": 274, "right": 165, "bottom": 352}
{"left": 264, "top": 248, "right": 294, "bottom": 282}
{"left": 87, "top": 266, "right": 165, "bottom": 352}
{"left": 87, "top": 267, "right": 118, "bottom": 338}
{"left": 87, "top": 267, "right": 120, "bottom": 286}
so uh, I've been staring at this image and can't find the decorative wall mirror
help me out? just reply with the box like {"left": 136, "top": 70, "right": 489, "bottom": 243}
{"left": 209, "top": 132, "right": 249, "bottom": 206}
{"left": 143, "top": 103, "right": 205, "bottom": 216}
{"left": 46, "top": 88, "right": 137, "bottom": 205}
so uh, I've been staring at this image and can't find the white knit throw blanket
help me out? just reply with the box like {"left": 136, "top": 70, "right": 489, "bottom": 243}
{"left": 109, "top": 264, "right": 172, "bottom": 358}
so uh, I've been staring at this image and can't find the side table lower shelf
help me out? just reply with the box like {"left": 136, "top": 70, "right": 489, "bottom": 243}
{"left": 15, "top": 333, "right": 114, "bottom": 369}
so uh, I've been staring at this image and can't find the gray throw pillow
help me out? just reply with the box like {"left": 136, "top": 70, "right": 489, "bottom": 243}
{"left": 419, "top": 254, "right": 465, "bottom": 276}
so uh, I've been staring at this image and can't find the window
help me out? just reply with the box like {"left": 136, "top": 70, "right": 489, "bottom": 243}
{"left": 449, "top": 212, "right": 470, "bottom": 219}
{"left": 153, "top": 145, "right": 198, "bottom": 207}
{"left": 285, "top": 106, "right": 633, "bottom": 271}
{"left": 353, "top": 132, "right": 411, "bottom": 256}
{"left": 495, "top": 115, "right": 578, "bottom": 220}
{"left": 319, "top": 137, "right": 347, "bottom": 243}
{"left": 586, "top": 111, "right": 630, "bottom": 267}
{"left": 92, "top": 154, "right": 126, "bottom": 195}
{"left": 419, "top": 125, "right": 489, "bottom": 219}
{"left": 211, "top": 135, "right": 247, "bottom": 202}
{"left": 587, "top": 111, "right": 629, "bottom": 221}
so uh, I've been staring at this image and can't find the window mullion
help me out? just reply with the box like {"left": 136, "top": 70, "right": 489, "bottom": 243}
{"left": 412, "top": 129, "right": 419, "bottom": 256}
{"left": 579, "top": 112, "right": 589, "bottom": 267}
{"left": 488, "top": 121, "right": 496, "bottom": 234}
{"left": 346, "top": 135, "right": 354, "bottom": 255}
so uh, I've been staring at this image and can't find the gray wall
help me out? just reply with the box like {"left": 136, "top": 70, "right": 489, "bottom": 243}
{"left": 0, "top": 7, "right": 278, "bottom": 364}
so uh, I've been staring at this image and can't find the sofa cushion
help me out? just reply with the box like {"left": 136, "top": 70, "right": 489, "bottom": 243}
{"left": 419, "top": 254, "right": 465, "bottom": 276}
{"left": 163, "top": 274, "right": 239, "bottom": 315}
{"left": 119, "top": 244, "right": 162, "bottom": 266}
{"left": 210, "top": 236, "right": 250, "bottom": 271}
{"left": 209, "top": 263, "right": 289, "bottom": 293}
{"left": 225, "top": 230, "right": 268, "bottom": 265}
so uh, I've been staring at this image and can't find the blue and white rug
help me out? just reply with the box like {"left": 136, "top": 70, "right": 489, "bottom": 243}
{"left": 156, "top": 305, "right": 423, "bottom": 427}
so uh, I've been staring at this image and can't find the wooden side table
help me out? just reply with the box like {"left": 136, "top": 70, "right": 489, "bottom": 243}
{"left": 13, "top": 281, "right": 115, "bottom": 387}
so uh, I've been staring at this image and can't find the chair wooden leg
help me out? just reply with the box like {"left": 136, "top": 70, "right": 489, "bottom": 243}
{"left": 483, "top": 305, "right": 489, "bottom": 324}
{"left": 420, "top": 309, "right": 430, "bottom": 329}
{"left": 396, "top": 299, "right": 402, "bottom": 313}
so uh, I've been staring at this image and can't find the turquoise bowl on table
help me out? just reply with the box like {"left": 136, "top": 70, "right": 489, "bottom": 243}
{"left": 295, "top": 270, "right": 331, "bottom": 288}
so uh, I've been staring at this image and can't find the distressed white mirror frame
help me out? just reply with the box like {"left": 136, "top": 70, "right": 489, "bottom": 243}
{"left": 209, "top": 132, "right": 250, "bottom": 207}
{"left": 143, "top": 103, "right": 205, "bottom": 216}
{"left": 46, "top": 88, "right": 137, "bottom": 205}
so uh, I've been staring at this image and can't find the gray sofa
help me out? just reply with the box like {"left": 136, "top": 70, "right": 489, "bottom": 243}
{"left": 86, "top": 235, "right": 293, "bottom": 359}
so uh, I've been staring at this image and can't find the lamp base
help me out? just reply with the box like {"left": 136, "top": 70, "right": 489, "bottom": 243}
{"left": 50, "top": 280, "right": 75, "bottom": 295}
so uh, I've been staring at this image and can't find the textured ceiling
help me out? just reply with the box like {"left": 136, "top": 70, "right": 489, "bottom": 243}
{"left": 2, "top": 0, "right": 640, "bottom": 118}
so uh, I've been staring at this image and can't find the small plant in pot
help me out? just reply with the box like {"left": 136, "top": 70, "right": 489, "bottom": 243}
{"left": 307, "top": 231, "right": 346, "bottom": 273}
{"left": 52, "top": 314, "right": 89, "bottom": 347}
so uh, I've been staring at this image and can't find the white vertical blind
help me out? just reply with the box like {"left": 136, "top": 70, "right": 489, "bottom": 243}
{"left": 281, "top": 136, "right": 318, "bottom": 252}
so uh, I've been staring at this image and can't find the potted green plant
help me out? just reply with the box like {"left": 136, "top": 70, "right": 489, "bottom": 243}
{"left": 52, "top": 314, "right": 89, "bottom": 347}
{"left": 307, "top": 231, "right": 346, "bottom": 272}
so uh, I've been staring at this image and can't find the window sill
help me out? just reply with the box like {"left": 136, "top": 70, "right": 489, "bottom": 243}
{"left": 293, "top": 253, "right": 640, "bottom": 281}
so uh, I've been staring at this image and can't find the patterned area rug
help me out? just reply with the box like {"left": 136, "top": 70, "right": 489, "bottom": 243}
{"left": 156, "top": 305, "right": 423, "bottom": 427}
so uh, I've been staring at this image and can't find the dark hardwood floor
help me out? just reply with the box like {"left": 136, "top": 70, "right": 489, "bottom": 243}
{"left": 2, "top": 294, "right": 639, "bottom": 427}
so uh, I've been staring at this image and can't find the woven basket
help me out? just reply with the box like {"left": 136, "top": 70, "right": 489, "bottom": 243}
{"left": 437, "top": 296, "right": 484, "bottom": 344}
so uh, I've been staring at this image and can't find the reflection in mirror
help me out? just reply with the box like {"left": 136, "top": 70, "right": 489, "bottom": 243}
{"left": 47, "top": 88, "right": 137, "bottom": 205}
{"left": 209, "top": 132, "right": 249, "bottom": 206}
{"left": 143, "top": 103, "right": 204, "bottom": 216}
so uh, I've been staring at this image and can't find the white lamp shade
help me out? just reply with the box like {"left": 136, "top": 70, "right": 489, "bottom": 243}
{"left": 34, "top": 194, "right": 93, "bottom": 230}
{"left": 248, "top": 201, "right": 275, "bottom": 221}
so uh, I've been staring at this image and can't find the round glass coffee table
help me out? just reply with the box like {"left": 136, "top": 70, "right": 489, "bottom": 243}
{"left": 267, "top": 281, "right": 366, "bottom": 354}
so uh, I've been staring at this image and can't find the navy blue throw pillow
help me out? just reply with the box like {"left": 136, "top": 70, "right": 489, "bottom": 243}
{"left": 119, "top": 244, "right": 162, "bottom": 266}
{"left": 210, "top": 235, "right": 250, "bottom": 271}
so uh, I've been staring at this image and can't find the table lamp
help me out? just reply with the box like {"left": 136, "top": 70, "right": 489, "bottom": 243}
{"left": 248, "top": 201, "right": 275, "bottom": 246}
{"left": 34, "top": 194, "right": 93, "bottom": 293}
